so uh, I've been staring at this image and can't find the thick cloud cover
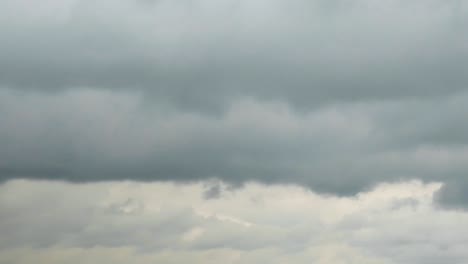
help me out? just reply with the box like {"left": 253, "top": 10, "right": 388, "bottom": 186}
{"left": 1, "top": 0, "right": 468, "bottom": 207}
{"left": 2, "top": 0, "right": 468, "bottom": 108}
{"left": 3, "top": 88, "right": 468, "bottom": 206}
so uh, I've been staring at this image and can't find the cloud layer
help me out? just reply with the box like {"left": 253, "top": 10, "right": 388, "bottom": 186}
{"left": 1, "top": 0, "right": 468, "bottom": 207}
{"left": 2, "top": 180, "right": 468, "bottom": 264}
{"left": 2, "top": 88, "right": 468, "bottom": 206}
{"left": 0, "top": 180, "right": 468, "bottom": 264}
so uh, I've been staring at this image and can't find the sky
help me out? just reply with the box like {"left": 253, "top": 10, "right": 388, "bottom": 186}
{"left": 1, "top": 0, "right": 468, "bottom": 263}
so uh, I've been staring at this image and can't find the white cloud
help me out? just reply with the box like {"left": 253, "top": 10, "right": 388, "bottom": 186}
{"left": 1, "top": 179, "right": 467, "bottom": 263}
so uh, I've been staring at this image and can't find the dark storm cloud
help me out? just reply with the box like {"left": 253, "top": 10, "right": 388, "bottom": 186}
{"left": 1, "top": 0, "right": 468, "bottom": 208}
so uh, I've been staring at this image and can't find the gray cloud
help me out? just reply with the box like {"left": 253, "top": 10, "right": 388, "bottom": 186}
{"left": 203, "top": 181, "right": 223, "bottom": 199}
{"left": 1, "top": 0, "right": 467, "bottom": 111}
{"left": 1, "top": 0, "right": 468, "bottom": 208}
{"left": 2, "top": 89, "right": 468, "bottom": 207}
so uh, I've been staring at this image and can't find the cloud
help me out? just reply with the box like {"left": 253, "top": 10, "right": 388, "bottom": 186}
{"left": 1, "top": 0, "right": 468, "bottom": 207}
{"left": 2, "top": 179, "right": 468, "bottom": 263}
{"left": 1, "top": 0, "right": 467, "bottom": 110}
{"left": 2, "top": 88, "right": 468, "bottom": 206}
{"left": 203, "top": 181, "right": 223, "bottom": 199}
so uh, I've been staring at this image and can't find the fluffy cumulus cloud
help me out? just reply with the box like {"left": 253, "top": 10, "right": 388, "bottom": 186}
{"left": 1, "top": 0, "right": 468, "bottom": 262}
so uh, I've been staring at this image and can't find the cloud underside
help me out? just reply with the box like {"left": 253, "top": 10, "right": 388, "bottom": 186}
{"left": 2, "top": 180, "right": 468, "bottom": 264}
{"left": 1, "top": 0, "right": 468, "bottom": 207}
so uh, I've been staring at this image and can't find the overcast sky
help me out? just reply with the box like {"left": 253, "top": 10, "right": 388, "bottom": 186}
{"left": 1, "top": 0, "right": 468, "bottom": 263}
